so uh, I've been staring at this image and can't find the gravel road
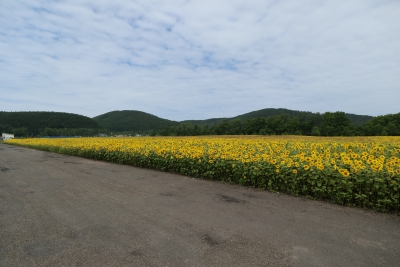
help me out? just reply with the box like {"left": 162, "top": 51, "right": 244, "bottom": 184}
{"left": 0, "top": 143, "right": 399, "bottom": 267}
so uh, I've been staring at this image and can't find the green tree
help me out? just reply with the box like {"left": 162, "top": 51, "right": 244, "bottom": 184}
{"left": 202, "top": 125, "right": 212, "bottom": 135}
{"left": 357, "top": 113, "right": 400, "bottom": 136}
{"left": 321, "top": 112, "right": 354, "bottom": 136}
{"left": 193, "top": 125, "right": 201, "bottom": 136}
{"left": 13, "top": 127, "right": 28, "bottom": 137}
{"left": 215, "top": 120, "right": 230, "bottom": 135}
{"left": 311, "top": 126, "right": 321, "bottom": 136}
{"left": 228, "top": 119, "right": 243, "bottom": 135}
{"left": 385, "top": 122, "right": 398, "bottom": 136}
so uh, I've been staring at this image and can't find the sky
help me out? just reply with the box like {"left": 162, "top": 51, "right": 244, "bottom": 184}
{"left": 1, "top": 0, "right": 399, "bottom": 121}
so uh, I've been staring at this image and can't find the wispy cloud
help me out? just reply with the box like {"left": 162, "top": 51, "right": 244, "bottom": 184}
{"left": 1, "top": 0, "right": 399, "bottom": 120}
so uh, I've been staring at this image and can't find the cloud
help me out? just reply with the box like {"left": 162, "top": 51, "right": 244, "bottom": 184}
{"left": 0, "top": 0, "right": 399, "bottom": 121}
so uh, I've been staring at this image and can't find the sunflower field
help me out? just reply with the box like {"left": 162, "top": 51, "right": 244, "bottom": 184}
{"left": 5, "top": 136, "right": 400, "bottom": 213}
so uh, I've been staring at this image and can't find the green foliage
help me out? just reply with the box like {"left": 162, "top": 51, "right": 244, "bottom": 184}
{"left": 311, "top": 126, "right": 321, "bottom": 136}
{"left": 158, "top": 110, "right": 374, "bottom": 137}
{"left": 234, "top": 108, "right": 314, "bottom": 121}
{"left": 259, "top": 129, "right": 267, "bottom": 135}
{"left": 38, "top": 127, "right": 100, "bottom": 137}
{"left": 345, "top": 113, "right": 376, "bottom": 126}
{"left": 0, "top": 111, "right": 101, "bottom": 136}
{"left": 151, "top": 110, "right": 398, "bottom": 137}
{"left": 181, "top": 108, "right": 372, "bottom": 127}
{"left": 358, "top": 113, "right": 400, "bottom": 136}
{"left": 2, "top": 109, "right": 395, "bottom": 138}
{"left": 320, "top": 112, "right": 355, "bottom": 136}
{"left": 93, "top": 110, "right": 179, "bottom": 132}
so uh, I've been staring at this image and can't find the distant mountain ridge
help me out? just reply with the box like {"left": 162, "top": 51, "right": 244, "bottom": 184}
{"left": 0, "top": 108, "right": 378, "bottom": 136}
{"left": 0, "top": 111, "right": 101, "bottom": 134}
{"left": 93, "top": 108, "right": 374, "bottom": 132}
{"left": 93, "top": 110, "right": 179, "bottom": 132}
{"left": 182, "top": 108, "right": 373, "bottom": 127}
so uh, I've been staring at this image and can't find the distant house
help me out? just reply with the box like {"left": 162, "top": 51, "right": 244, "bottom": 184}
{"left": 1, "top": 133, "right": 14, "bottom": 140}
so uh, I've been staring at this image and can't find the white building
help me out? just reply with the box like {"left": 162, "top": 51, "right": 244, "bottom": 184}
{"left": 1, "top": 133, "right": 14, "bottom": 140}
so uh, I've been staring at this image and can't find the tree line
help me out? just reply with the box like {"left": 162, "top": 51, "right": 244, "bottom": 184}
{"left": 0, "top": 111, "right": 101, "bottom": 137}
{"left": 153, "top": 112, "right": 400, "bottom": 136}
{"left": 1, "top": 111, "right": 399, "bottom": 137}
{"left": 0, "top": 125, "right": 100, "bottom": 137}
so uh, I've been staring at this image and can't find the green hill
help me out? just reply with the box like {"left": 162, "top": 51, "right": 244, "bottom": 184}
{"left": 358, "top": 112, "right": 400, "bottom": 135}
{"left": 93, "top": 110, "right": 179, "bottom": 132}
{"left": 180, "top": 118, "right": 226, "bottom": 126}
{"left": 344, "top": 113, "right": 375, "bottom": 127}
{"left": 181, "top": 109, "right": 312, "bottom": 126}
{"left": 182, "top": 108, "right": 373, "bottom": 127}
{"left": 93, "top": 108, "right": 375, "bottom": 133}
{"left": 234, "top": 108, "right": 313, "bottom": 120}
{"left": 0, "top": 111, "right": 101, "bottom": 135}
{"left": 0, "top": 109, "right": 381, "bottom": 137}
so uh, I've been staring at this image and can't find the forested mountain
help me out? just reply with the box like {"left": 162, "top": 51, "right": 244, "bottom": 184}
{"left": 343, "top": 113, "right": 375, "bottom": 127}
{"left": 1, "top": 109, "right": 396, "bottom": 137}
{"left": 93, "top": 110, "right": 179, "bottom": 132}
{"left": 0, "top": 111, "right": 101, "bottom": 136}
{"left": 158, "top": 111, "right": 399, "bottom": 137}
{"left": 180, "top": 118, "right": 226, "bottom": 126}
{"left": 357, "top": 113, "right": 400, "bottom": 136}
{"left": 233, "top": 108, "right": 314, "bottom": 121}
{"left": 181, "top": 108, "right": 313, "bottom": 126}
{"left": 181, "top": 108, "right": 373, "bottom": 127}
{"left": 92, "top": 109, "right": 381, "bottom": 136}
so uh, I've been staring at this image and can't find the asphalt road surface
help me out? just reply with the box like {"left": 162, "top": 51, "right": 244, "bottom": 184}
{"left": 1, "top": 143, "right": 399, "bottom": 267}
